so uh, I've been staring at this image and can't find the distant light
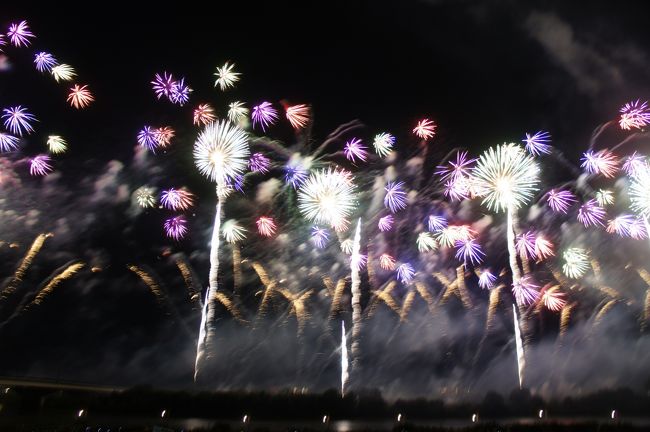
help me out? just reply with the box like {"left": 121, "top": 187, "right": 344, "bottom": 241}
{"left": 161, "top": 410, "right": 166, "bottom": 418}
{"left": 242, "top": 414, "right": 249, "bottom": 423}
{"left": 611, "top": 410, "right": 617, "bottom": 419}
{"left": 538, "top": 409, "right": 544, "bottom": 419}
{"left": 397, "top": 414, "right": 402, "bottom": 422}
{"left": 322, "top": 415, "right": 328, "bottom": 423}
{"left": 471, "top": 414, "right": 478, "bottom": 423}
{"left": 77, "top": 409, "right": 84, "bottom": 417}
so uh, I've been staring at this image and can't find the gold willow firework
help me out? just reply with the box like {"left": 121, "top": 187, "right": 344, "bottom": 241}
{"left": 175, "top": 257, "right": 200, "bottom": 305}
{"left": 251, "top": 262, "right": 278, "bottom": 318}
{"left": 1, "top": 233, "right": 52, "bottom": 300}
{"left": 279, "top": 288, "right": 313, "bottom": 336}
{"left": 399, "top": 289, "right": 416, "bottom": 323}
{"left": 367, "top": 281, "right": 399, "bottom": 317}
{"left": 594, "top": 299, "right": 619, "bottom": 328}
{"left": 414, "top": 282, "right": 436, "bottom": 314}
{"left": 29, "top": 262, "right": 85, "bottom": 307}
{"left": 327, "top": 277, "right": 347, "bottom": 320}
{"left": 127, "top": 265, "right": 168, "bottom": 308}
{"left": 435, "top": 266, "right": 472, "bottom": 309}
{"left": 212, "top": 291, "right": 247, "bottom": 324}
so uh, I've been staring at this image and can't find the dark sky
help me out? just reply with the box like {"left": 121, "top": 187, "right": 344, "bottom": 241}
{"left": 1, "top": 1, "right": 650, "bottom": 397}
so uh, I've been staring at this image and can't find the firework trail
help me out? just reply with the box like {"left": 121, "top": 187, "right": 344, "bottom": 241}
{"left": 473, "top": 284, "right": 504, "bottom": 366}
{"left": 367, "top": 281, "right": 399, "bottom": 317}
{"left": 327, "top": 278, "right": 347, "bottom": 320}
{"left": 175, "top": 256, "right": 201, "bottom": 306}
{"left": 350, "top": 219, "right": 363, "bottom": 376}
{"left": 414, "top": 281, "right": 435, "bottom": 314}
{"left": 513, "top": 304, "right": 525, "bottom": 389}
{"left": 557, "top": 302, "right": 574, "bottom": 347}
{"left": 212, "top": 291, "right": 247, "bottom": 325}
{"left": 127, "top": 265, "right": 169, "bottom": 308}
{"left": 594, "top": 299, "right": 619, "bottom": 328}
{"left": 252, "top": 261, "right": 278, "bottom": 319}
{"left": 278, "top": 288, "right": 313, "bottom": 336}
{"left": 1, "top": 233, "right": 52, "bottom": 301}
{"left": 635, "top": 268, "right": 650, "bottom": 331}
{"left": 231, "top": 243, "right": 242, "bottom": 294}
{"left": 399, "top": 289, "right": 416, "bottom": 323}
{"left": 28, "top": 262, "right": 85, "bottom": 307}
{"left": 341, "top": 320, "right": 349, "bottom": 397}
{"left": 435, "top": 266, "right": 471, "bottom": 308}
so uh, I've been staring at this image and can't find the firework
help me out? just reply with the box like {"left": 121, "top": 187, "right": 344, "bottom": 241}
{"left": 127, "top": 265, "right": 168, "bottom": 308}
{"left": 222, "top": 219, "right": 246, "bottom": 243}
{"left": 2, "top": 233, "right": 52, "bottom": 300}
{"left": 170, "top": 77, "right": 192, "bottom": 105}
{"left": 0, "top": 132, "right": 19, "bottom": 153}
{"left": 545, "top": 189, "right": 576, "bottom": 214}
{"left": 472, "top": 143, "right": 540, "bottom": 212}
{"left": 622, "top": 152, "right": 647, "bottom": 177}
{"left": 455, "top": 238, "right": 485, "bottom": 265}
{"left": 30, "top": 262, "right": 85, "bottom": 307}
{"left": 435, "top": 225, "right": 475, "bottom": 248}
{"left": 540, "top": 284, "right": 566, "bottom": 312}
{"left": 534, "top": 235, "right": 554, "bottom": 259}
{"left": 340, "top": 239, "right": 353, "bottom": 254}
{"left": 436, "top": 151, "right": 477, "bottom": 181}
{"left": 629, "top": 166, "right": 650, "bottom": 217}
{"left": 512, "top": 275, "right": 539, "bottom": 306}
{"left": 214, "top": 62, "right": 240, "bottom": 90}
{"left": 580, "top": 150, "right": 619, "bottom": 178}
{"left": 416, "top": 232, "right": 438, "bottom": 252}
{"left": 137, "top": 126, "right": 160, "bottom": 151}
{"left": 369, "top": 282, "right": 400, "bottom": 316}
{"left": 256, "top": 216, "right": 277, "bottom": 237}
{"left": 343, "top": 138, "right": 368, "bottom": 162}
{"left": 154, "top": 126, "right": 175, "bottom": 148}
{"left": 328, "top": 278, "right": 347, "bottom": 319}
{"left": 67, "top": 84, "right": 94, "bottom": 109}
{"left": 577, "top": 199, "right": 606, "bottom": 227}
{"left": 396, "top": 263, "right": 415, "bottom": 284}
{"left": 227, "top": 101, "right": 249, "bottom": 124}
{"left": 284, "top": 159, "right": 309, "bottom": 188}
{"left": 444, "top": 176, "right": 474, "bottom": 201}
{"left": 516, "top": 231, "right": 536, "bottom": 259}
{"left": 164, "top": 216, "right": 188, "bottom": 240}
{"left": 298, "top": 168, "right": 356, "bottom": 231}
{"left": 349, "top": 219, "right": 363, "bottom": 374}
{"left": 619, "top": 100, "right": 650, "bottom": 130}
{"left": 373, "top": 132, "right": 395, "bottom": 157}
{"left": 606, "top": 214, "right": 635, "bottom": 237}
{"left": 160, "top": 188, "right": 194, "bottom": 211}
{"left": 46, "top": 135, "right": 67, "bottom": 154}
{"left": 379, "top": 253, "right": 396, "bottom": 271}
{"left": 7, "top": 20, "right": 35, "bottom": 47}
{"left": 562, "top": 247, "right": 589, "bottom": 278}
{"left": 400, "top": 290, "right": 416, "bottom": 322}
{"left": 0, "top": 34, "right": 5, "bottom": 52}
{"left": 2, "top": 106, "right": 36, "bottom": 136}
{"left": 29, "top": 155, "right": 53, "bottom": 176}
{"left": 513, "top": 304, "right": 525, "bottom": 389}
{"left": 193, "top": 104, "right": 217, "bottom": 126}
{"left": 629, "top": 217, "right": 649, "bottom": 239}
{"left": 194, "top": 120, "right": 250, "bottom": 186}
{"left": 51, "top": 64, "right": 76, "bottom": 82}
{"left": 523, "top": 131, "right": 551, "bottom": 156}
{"left": 34, "top": 52, "right": 58, "bottom": 72}
{"left": 251, "top": 102, "right": 278, "bottom": 131}
{"left": 151, "top": 72, "right": 175, "bottom": 99}
{"left": 285, "top": 104, "right": 310, "bottom": 129}
{"left": 427, "top": 215, "right": 448, "bottom": 232}
{"left": 134, "top": 186, "right": 156, "bottom": 208}
{"left": 595, "top": 189, "right": 615, "bottom": 207}
{"left": 478, "top": 269, "right": 497, "bottom": 290}
{"left": 377, "top": 215, "right": 394, "bottom": 232}
{"left": 341, "top": 320, "right": 349, "bottom": 396}
{"left": 311, "top": 226, "right": 330, "bottom": 249}
{"left": 412, "top": 118, "right": 436, "bottom": 140}
{"left": 384, "top": 181, "right": 407, "bottom": 213}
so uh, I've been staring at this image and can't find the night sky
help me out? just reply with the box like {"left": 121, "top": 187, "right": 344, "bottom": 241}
{"left": 1, "top": 1, "right": 649, "bottom": 399}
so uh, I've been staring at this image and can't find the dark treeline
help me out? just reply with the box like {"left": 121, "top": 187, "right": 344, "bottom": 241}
{"left": 0, "top": 385, "right": 649, "bottom": 421}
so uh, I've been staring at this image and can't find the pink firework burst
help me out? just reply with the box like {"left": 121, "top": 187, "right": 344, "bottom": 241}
{"left": 249, "top": 153, "right": 271, "bottom": 174}
{"left": 412, "top": 119, "right": 436, "bottom": 140}
{"left": 7, "top": 20, "right": 35, "bottom": 47}
{"left": 606, "top": 214, "right": 635, "bottom": 237}
{"left": 343, "top": 138, "right": 368, "bottom": 162}
{"left": 540, "top": 284, "right": 566, "bottom": 312}
{"left": 523, "top": 131, "right": 552, "bottom": 156}
{"left": 164, "top": 216, "right": 188, "bottom": 240}
{"left": 170, "top": 77, "right": 191, "bottom": 105}
{"left": 545, "top": 189, "right": 576, "bottom": 214}
{"left": 384, "top": 181, "right": 408, "bottom": 213}
{"left": 151, "top": 72, "right": 176, "bottom": 100}
{"left": 252, "top": 102, "right": 278, "bottom": 131}
{"left": 285, "top": 104, "right": 310, "bottom": 129}
{"left": 379, "top": 253, "right": 396, "bottom": 271}
{"left": 454, "top": 238, "right": 485, "bottom": 265}
{"left": 629, "top": 217, "right": 649, "bottom": 240}
{"left": 256, "top": 216, "right": 277, "bottom": 237}
{"left": 0, "top": 132, "right": 19, "bottom": 153}
{"left": 154, "top": 126, "right": 175, "bottom": 148}
{"left": 193, "top": 104, "right": 216, "bottom": 126}
{"left": 138, "top": 126, "right": 159, "bottom": 151}
{"left": 580, "top": 150, "right": 619, "bottom": 178}
{"left": 160, "top": 188, "right": 194, "bottom": 211}
{"left": 29, "top": 155, "right": 53, "bottom": 176}
{"left": 622, "top": 152, "right": 647, "bottom": 177}
{"left": 577, "top": 199, "right": 606, "bottom": 227}
{"left": 512, "top": 276, "right": 540, "bottom": 306}
{"left": 619, "top": 100, "right": 650, "bottom": 130}
{"left": 427, "top": 215, "right": 448, "bottom": 232}
{"left": 67, "top": 84, "right": 94, "bottom": 109}
{"left": 516, "top": 231, "right": 536, "bottom": 259}
{"left": 534, "top": 235, "right": 554, "bottom": 260}
{"left": 378, "top": 215, "right": 394, "bottom": 232}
